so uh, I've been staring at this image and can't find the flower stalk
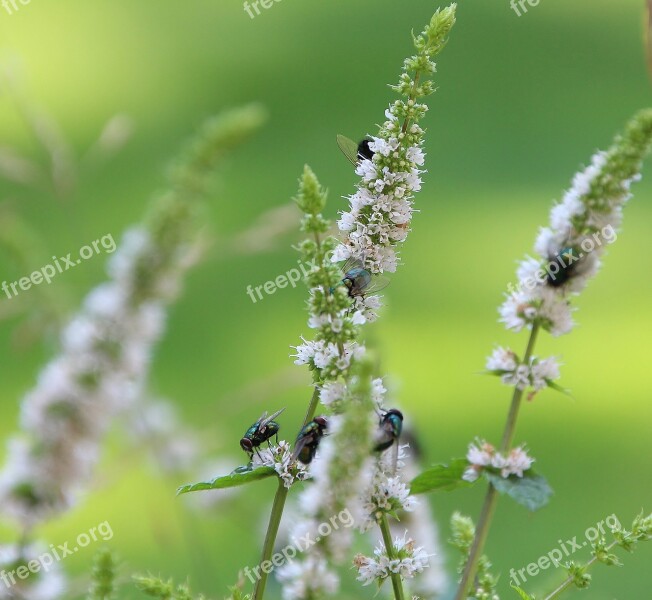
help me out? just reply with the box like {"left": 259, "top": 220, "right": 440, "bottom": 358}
{"left": 456, "top": 109, "right": 652, "bottom": 600}
{"left": 378, "top": 513, "right": 407, "bottom": 600}
{"left": 454, "top": 325, "right": 539, "bottom": 600}
{"left": 252, "top": 480, "right": 290, "bottom": 600}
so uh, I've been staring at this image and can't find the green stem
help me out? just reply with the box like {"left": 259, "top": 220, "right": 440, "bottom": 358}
{"left": 501, "top": 324, "right": 539, "bottom": 452}
{"left": 252, "top": 383, "right": 321, "bottom": 600}
{"left": 542, "top": 540, "right": 618, "bottom": 600}
{"left": 302, "top": 386, "right": 321, "bottom": 428}
{"left": 252, "top": 479, "right": 290, "bottom": 600}
{"left": 378, "top": 513, "right": 406, "bottom": 600}
{"left": 454, "top": 323, "right": 540, "bottom": 600}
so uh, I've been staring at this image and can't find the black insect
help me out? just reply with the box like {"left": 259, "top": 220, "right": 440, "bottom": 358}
{"left": 240, "top": 408, "right": 285, "bottom": 456}
{"left": 337, "top": 134, "right": 375, "bottom": 165}
{"left": 546, "top": 247, "right": 582, "bottom": 287}
{"left": 291, "top": 416, "right": 328, "bottom": 464}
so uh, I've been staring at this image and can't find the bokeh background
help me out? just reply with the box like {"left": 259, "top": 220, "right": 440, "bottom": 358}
{"left": 1, "top": 0, "right": 651, "bottom": 598}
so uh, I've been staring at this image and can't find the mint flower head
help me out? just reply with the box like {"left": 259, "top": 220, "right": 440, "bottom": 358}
{"left": 332, "top": 5, "right": 457, "bottom": 275}
{"left": 501, "top": 109, "right": 652, "bottom": 336}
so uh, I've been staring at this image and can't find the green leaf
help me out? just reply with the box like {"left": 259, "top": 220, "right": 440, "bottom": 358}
{"left": 511, "top": 584, "right": 535, "bottom": 599}
{"left": 410, "top": 459, "right": 475, "bottom": 494}
{"left": 547, "top": 380, "right": 573, "bottom": 397}
{"left": 484, "top": 470, "right": 553, "bottom": 511}
{"left": 177, "top": 465, "right": 276, "bottom": 495}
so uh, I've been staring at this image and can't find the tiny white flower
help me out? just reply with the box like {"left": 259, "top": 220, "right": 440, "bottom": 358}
{"left": 486, "top": 347, "right": 517, "bottom": 372}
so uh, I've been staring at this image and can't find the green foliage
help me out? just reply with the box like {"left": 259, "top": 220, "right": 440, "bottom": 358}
{"left": 562, "top": 108, "right": 652, "bottom": 242}
{"left": 294, "top": 165, "right": 327, "bottom": 219}
{"left": 511, "top": 585, "right": 535, "bottom": 599}
{"left": 177, "top": 465, "right": 276, "bottom": 495}
{"left": 449, "top": 512, "right": 499, "bottom": 600}
{"left": 535, "top": 511, "right": 652, "bottom": 599}
{"left": 168, "top": 104, "right": 268, "bottom": 198}
{"left": 135, "top": 575, "right": 209, "bottom": 600}
{"left": 410, "top": 459, "right": 475, "bottom": 493}
{"left": 484, "top": 471, "right": 553, "bottom": 512}
{"left": 87, "top": 548, "right": 116, "bottom": 600}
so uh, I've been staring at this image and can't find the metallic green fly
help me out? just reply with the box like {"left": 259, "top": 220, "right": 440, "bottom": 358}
{"left": 374, "top": 408, "right": 404, "bottom": 475}
{"left": 291, "top": 416, "right": 328, "bottom": 464}
{"left": 331, "top": 257, "right": 389, "bottom": 298}
{"left": 240, "top": 408, "right": 285, "bottom": 456}
{"left": 373, "top": 408, "right": 404, "bottom": 452}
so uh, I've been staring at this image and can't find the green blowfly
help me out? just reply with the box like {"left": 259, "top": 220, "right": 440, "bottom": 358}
{"left": 291, "top": 416, "right": 328, "bottom": 464}
{"left": 240, "top": 408, "right": 285, "bottom": 457}
{"left": 331, "top": 257, "right": 389, "bottom": 299}
{"left": 373, "top": 408, "right": 404, "bottom": 474}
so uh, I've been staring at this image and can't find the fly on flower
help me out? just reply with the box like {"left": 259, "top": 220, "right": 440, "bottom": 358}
{"left": 331, "top": 257, "right": 389, "bottom": 298}
{"left": 545, "top": 247, "right": 590, "bottom": 288}
{"left": 240, "top": 408, "right": 285, "bottom": 457}
{"left": 291, "top": 416, "right": 328, "bottom": 464}
{"left": 373, "top": 408, "right": 403, "bottom": 474}
{"left": 336, "top": 134, "right": 375, "bottom": 166}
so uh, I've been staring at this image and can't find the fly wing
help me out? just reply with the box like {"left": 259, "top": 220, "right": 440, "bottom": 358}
{"left": 373, "top": 422, "right": 395, "bottom": 451}
{"left": 290, "top": 434, "right": 311, "bottom": 463}
{"left": 341, "top": 255, "right": 364, "bottom": 274}
{"left": 260, "top": 407, "right": 285, "bottom": 428}
{"left": 337, "top": 134, "right": 360, "bottom": 166}
{"left": 363, "top": 274, "right": 390, "bottom": 295}
{"left": 255, "top": 411, "right": 269, "bottom": 426}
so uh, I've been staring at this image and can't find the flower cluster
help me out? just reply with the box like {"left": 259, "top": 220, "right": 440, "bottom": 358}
{"left": 462, "top": 439, "right": 534, "bottom": 483}
{"left": 292, "top": 338, "right": 366, "bottom": 381}
{"left": 0, "top": 228, "right": 171, "bottom": 529}
{"left": 276, "top": 552, "right": 339, "bottom": 600}
{"left": 332, "top": 6, "right": 457, "bottom": 277}
{"left": 359, "top": 445, "right": 419, "bottom": 532}
{"left": 353, "top": 533, "right": 430, "bottom": 587}
{"left": 500, "top": 110, "right": 652, "bottom": 337}
{"left": 486, "top": 346, "right": 561, "bottom": 394}
{"left": 281, "top": 9, "right": 457, "bottom": 599}
{"left": 275, "top": 363, "right": 378, "bottom": 599}
{"left": 291, "top": 166, "right": 366, "bottom": 384}
{"left": 331, "top": 119, "right": 425, "bottom": 275}
{"left": 0, "top": 106, "right": 266, "bottom": 533}
{"left": 251, "top": 441, "right": 309, "bottom": 489}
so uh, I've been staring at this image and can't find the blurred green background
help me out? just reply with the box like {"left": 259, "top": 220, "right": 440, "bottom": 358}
{"left": 1, "top": 0, "right": 651, "bottom": 598}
